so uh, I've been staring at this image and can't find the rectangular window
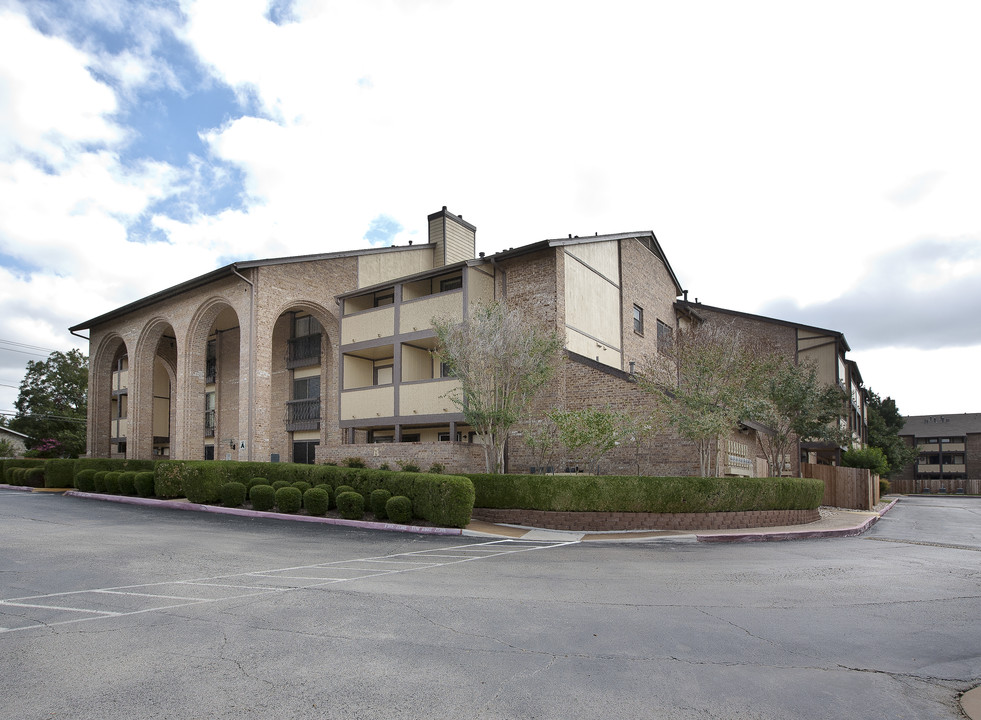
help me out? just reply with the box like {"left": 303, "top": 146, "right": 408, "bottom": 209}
{"left": 439, "top": 275, "right": 463, "bottom": 292}
{"left": 374, "top": 365, "right": 393, "bottom": 385}
{"left": 401, "top": 433, "right": 421, "bottom": 443}
{"left": 657, "top": 320, "right": 673, "bottom": 352}
{"left": 633, "top": 305, "right": 644, "bottom": 335}
{"left": 293, "top": 376, "right": 321, "bottom": 400}
{"left": 438, "top": 432, "right": 462, "bottom": 442}
{"left": 294, "top": 314, "right": 321, "bottom": 338}
{"left": 204, "top": 445, "right": 215, "bottom": 461}
{"left": 373, "top": 292, "right": 394, "bottom": 307}
{"left": 439, "top": 361, "right": 454, "bottom": 378}
{"left": 293, "top": 440, "right": 319, "bottom": 465}
{"left": 369, "top": 433, "right": 393, "bottom": 443}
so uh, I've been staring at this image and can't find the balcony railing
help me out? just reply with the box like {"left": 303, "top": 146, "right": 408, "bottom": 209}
{"left": 287, "top": 334, "right": 321, "bottom": 369}
{"left": 286, "top": 398, "right": 321, "bottom": 431}
{"left": 205, "top": 359, "right": 217, "bottom": 384}
{"left": 204, "top": 410, "right": 216, "bottom": 437}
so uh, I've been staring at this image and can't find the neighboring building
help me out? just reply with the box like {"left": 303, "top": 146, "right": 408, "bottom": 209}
{"left": 895, "top": 414, "right": 981, "bottom": 483}
{"left": 672, "top": 301, "right": 869, "bottom": 474}
{"left": 0, "top": 426, "right": 30, "bottom": 457}
{"left": 70, "top": 206, "right": 866, "bottom": 476}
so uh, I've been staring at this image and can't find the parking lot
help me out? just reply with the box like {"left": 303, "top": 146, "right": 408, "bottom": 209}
{"left": 2, "top": 490, "right": 979, "bottom": 719}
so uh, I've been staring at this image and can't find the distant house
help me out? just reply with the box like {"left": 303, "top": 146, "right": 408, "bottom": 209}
{"left": 894, "top": 413, "right": 981, "bottom": 485}
{"left": 0, "top": 426, "right": 30, "bottom": 457}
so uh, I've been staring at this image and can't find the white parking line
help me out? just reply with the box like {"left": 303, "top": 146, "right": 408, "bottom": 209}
{"left": 0, "top": 539, "right": 576, "bottom": 634}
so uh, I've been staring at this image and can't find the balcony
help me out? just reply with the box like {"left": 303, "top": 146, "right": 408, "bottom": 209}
{"left": 204, "top": 410, "right": 216, "bottom": 437}
{"left": 286, "top": 398, "right": 321, "bottom": 432}
{"left": 400, "top": 379, "right": 461, "bottom": 416}
{"left": 399, "top": 293, "right": 463, "bottom": 334}
{"left": 110, "top": 418, "right": 127, "bottom": 441}
{"left": 342, "top": 306, "right": 394, "bottom": 345}
{"left": 287, "top": 333, "right": 321, "bottom": 370}
{"left": 205, "top": 358, "right": 217, "bottom": 384}
{"left": 341, "top": 386, "right": 394, "bottom": 421}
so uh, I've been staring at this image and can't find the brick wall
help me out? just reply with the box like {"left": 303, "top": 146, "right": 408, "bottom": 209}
{"left": 472, "top": 507, "right": 820, "bottom": 532}
{"left": 317, "top": 441, "right": 485, "bottom": 475}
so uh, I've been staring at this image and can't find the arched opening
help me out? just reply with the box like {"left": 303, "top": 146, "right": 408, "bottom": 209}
{"left": 186, "top": 301, "right": 241, "bottom": 461}
{"left": 132, "top": 320, "right": 177, "bottom": 460}
{"left": 90, "top": 334, "right": 129, "bottom": 458}
{"left": 270, "top": 303, "right": 336, "bottom": 464}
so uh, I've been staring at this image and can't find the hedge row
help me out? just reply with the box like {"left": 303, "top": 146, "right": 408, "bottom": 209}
{"left": 465, "top": 474, "right": 825, "bottom": 513}
{"left": 0, "top": 458, "right": 157, "bottom": 489}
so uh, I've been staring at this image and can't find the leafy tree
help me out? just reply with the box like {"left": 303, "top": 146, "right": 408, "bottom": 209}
{"left": 754, "top": 357, "right": 848, "bottom": 477}
{"left": 523, "top": 415, "right": 560, "bottom": 474}
{"left": 637, "top": 322, "right": 764, "bottom": 477}
{"left": 0, "top": 438, "right": 16, "bottom": 457}
{"left": 548, "top": 405, "right": 630, "bottom": 475}
{"left": 9, "top": 349, "right": 88, "bottom": 457}
{"left": 433, "top": 301, "right": 563, "bottom": 473}
{"left": 841, "top": 446, "right": 891, "bottom": 476}
{"left": 865, "top": 391, "right": 918, "bottom": 478}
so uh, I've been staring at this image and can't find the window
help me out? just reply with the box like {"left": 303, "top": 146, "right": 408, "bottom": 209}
{"left": 657, "top": 320, "right": 673, "bottom": 353}
{"left": 438, "top": 432, "right": 462, "bottom": 442}
{"left": 293, "top": 376, "right": 320, "bottom": 401}
{"left": 633, "top": 305, "right": 644, "bottom": 335}
{"left": 374, "top": 364, "right": 393, "bottom": 385}
{"left": 401, "top": 433, "right": 420, "bottom": 443}
{"left": 206, "top": 339, "right": 217, "bottom": 383}
{"left": 204, "top": 445, "right": 215, "bottom": 461}
{"left": 293, "top": 440, "right": 319, "bottom": 464}
{"left": 288, "top": 315, "right": 322, "bottom": 368}
{"left": 440, "top": 275, "right": 463, "bottom": 292}
{"left": 439, "top": 361, "right": 454, "bottom": 378}
{"left": 205, "top": 392, "right": 216, "bottom": 437}
{"left": 373, "top": 292, "right": 394, "bottom": 307}
{"left": 294, "top": 314, "right": 320, "bottom": 338}
{"left": 370, "top": 433, "right": 394, "bottom": 443}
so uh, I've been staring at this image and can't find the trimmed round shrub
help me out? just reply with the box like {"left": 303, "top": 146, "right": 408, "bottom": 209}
{"left": 10, "top": 467, "right": 27, "bottom": 484}
{"left": 104, "top": 471, "right": 122, "bottom": 495}
{"left": 272, "top": 480, "right": 291, "bottom": 491}
{"left": 292, "top": 481, "right": 311, "bottom": 494}
{"left": 249, "top": 477, "right": 269, "bottom": 490}
{"left": 370, "top": 489, "right": 392, "bottom": 519}
{"left": 93, "top": 471, "right": 108, "bottom": 493}
{"left": 25, "top": 467, "right": 46, "bottom": 488}
{"left": 250, "top": 484, "right": 275, "bottom": 512}
{"left": 275, "top": 486, "right": 302, "bottom": 514}
{"left": 118, "top": 472, "right": 138, "bottom": 496}
{"left": 336, "top": 491, "right": 365, "bottom": 520}
{"left": 134, "top": 472, "right": 155, "bottom": 497}
{"left": 221, "top": 482, "right": 247, "bottom": 508}
{"left": 386, "top": 495, "right": 412, "bottom": 524}
{"left": 75, "top": 469, "right": 97, "bottom": 492}
{"left": 335, "top": 484, "right": 354, "bottom": 497}
{"left": 303, "top": 487, "right": 329, "bottom": 516}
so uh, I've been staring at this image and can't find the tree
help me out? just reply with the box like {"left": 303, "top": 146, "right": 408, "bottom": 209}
{"left": 523, "top": 415, "right": 560, "bottom": 474}
{"left": 432, "top": 301, "right": 563, "bottom": 473}
{"left": 841, "top": 446, "right": 891, "bottom": 476}
{"left": 548, "top": 405, "right": 631, "bottom": 475}
{"left": 754, "top": 357, "right": 848, "bottom": 477}
{"left": 10, "top": 349, "right": 88, "bottom": 458}
{"left": 637, "top": 322, "right": 764, "bottom": 477}
{"left": 865, "top": 391, "right": 918, "bottom": 478}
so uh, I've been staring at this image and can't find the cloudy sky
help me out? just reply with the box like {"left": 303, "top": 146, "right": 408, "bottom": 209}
{"left": 1, "top": 0, "right": 978, "bottom": 420}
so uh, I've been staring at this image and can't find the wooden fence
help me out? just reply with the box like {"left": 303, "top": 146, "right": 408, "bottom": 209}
{"left": 886, "top": 477, "right": 981, "bottom": 495}
{"left": 802, "top": 463, "right": 878, "bottom": 511}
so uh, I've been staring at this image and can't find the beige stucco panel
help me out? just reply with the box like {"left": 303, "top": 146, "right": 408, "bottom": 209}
{"left": 565, "top": 240, "right": 619, "bottom": 281}
{"left": 565, "top": 327, "right": 620, "bottom": 368}
{"left": 342, "top": 307, "right": 395, "bottom": 344}
{"left": 467, "top": 267, "right": 495, "bottom": 307}
{"left": 340, "top": 386, "right": 394, "bottom": 420}
{"left": 358, "top": 247, "right": 434, "bottom": 288}
{"left": 400, "top": 379, "right": 460, "bottom": 416}
{"left": 401, "top": 293, "right": 462, "bottom": 333}
{"left": 564, "top": 254, "right": 621, "bottom": 349}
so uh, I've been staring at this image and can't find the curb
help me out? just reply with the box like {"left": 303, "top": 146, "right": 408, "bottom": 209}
{"left": 62, "top": 490, "right": 462, "bottom": 536}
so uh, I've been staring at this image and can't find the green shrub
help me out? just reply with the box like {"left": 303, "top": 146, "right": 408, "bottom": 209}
{"left": 221, "top": 482, "right": 247, "bottom": 508}
{"left": 134, "top": 472, "right": 155, "bottom": 497}
{"left": 275, "top": 486, "right": 302, "bottom": 513}
{"left": 11, "top": 467, "right": 27, "bottom": 485}
{"left": 4, "top": 459, "right": 45, "bottom": 485}
{"left": 386, "top": 495, "right": 412, "bottom": 524}
{"left": 303, "top": 487, "right": 329, "bottom": 516}
{"left": 337, "top": 491, "right": 365, "bottom": 520}
{"left": 250, "top": 484, "right": 275, "bottom": 511}
{"left": 154, "top": 462, "right": 184, "bottom": 499}
{"left": 466, "top": 474, "right": 824, "bottom": 513}
{"left": 118, "top": 471, "right": 138, "bottom": 496}
{"left": 370, "top": 488, "right": 392, "bottom": 519}
{"left": 104, "top": 471, "right": 122, "bottom": 494}
{"left": 73, "top": 458, "right": 155, "bottom": 476}
{"left": 379, "top": 462, "right": 391, "bottom": 471}
{"left": 292, "top": 481, "right": 311, "bottom": 494}
{"left": 879, "top": 478, "right": 890, "bottom": 496}
{"left": 248, "top": 477, "right": 269, "bottom": 490}
{"left": 343, "top": 457, "right": 366, "bottom": 468}
{"left": 168, "top": 462, "right": 231, "bottom": 504}
{"left": 272, "top": 480, "right": 291, "bottom": 491}
{"left": 45, "top": 459, "right": 76, "bottom": 488}
{"left": 335, "top": 484, "right": 355, "bottom": 497}
{"left": 427, "top": 462, "right": 445, "bottom": 474}
{"left": 75, "top": 469, "right": 97, "bottom": 492}
{"left": 25, "top": 467, "right": 46, "bottom": 488}
{"left": 397, "top": 460, "right": 421, "bottom": 473}
{"left": 841, "top": 446, "right": 891, "bottom": 477}
{"left": 93, "top": 471, "right": 108, "bottom": 493}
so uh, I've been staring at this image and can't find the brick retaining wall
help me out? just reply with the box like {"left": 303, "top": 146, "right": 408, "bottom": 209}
{"left": 471, "top": 507, "right": 820, "bottom": 532}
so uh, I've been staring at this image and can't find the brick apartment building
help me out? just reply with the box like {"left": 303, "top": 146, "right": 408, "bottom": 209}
{"left": 70, "top": 207, "right": 868, "bottom": 476}
{"left": 894, "top": 414, "right": 981, "bottom": 486}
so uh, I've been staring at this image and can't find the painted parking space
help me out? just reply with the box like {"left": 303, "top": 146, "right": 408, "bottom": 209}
{"left": 0, "top": 538, "right": 576, "bottom": 634}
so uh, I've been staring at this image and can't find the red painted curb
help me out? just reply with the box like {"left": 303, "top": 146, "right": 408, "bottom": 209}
{"left": 63, "top": 491, "right": 462, "bottom": 536}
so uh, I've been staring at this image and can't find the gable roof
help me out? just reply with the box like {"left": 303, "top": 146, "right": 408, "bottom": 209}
{"left": 901, "top": 413, "right": 981, "bottom": 438}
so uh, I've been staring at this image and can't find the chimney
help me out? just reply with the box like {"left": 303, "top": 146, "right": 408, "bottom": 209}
{"left": 427, "top": 207, "right": 476, "bottom": 267}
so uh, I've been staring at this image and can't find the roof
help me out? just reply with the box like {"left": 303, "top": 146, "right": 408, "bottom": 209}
{"left": 0, "top": 426, "right": 30, "bottom": 439}
{"left": 673, "top": 300, "right": 851, "bottom": 352}
{"left": 900, "top": 413, "right": 981, "bottom": 438}
{"left": 69, "top": 243, "right": 435, "bottom": 332}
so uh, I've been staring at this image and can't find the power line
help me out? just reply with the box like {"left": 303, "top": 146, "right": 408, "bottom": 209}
{"left": 0, "top": 338, "right": 62, "bottom": 353}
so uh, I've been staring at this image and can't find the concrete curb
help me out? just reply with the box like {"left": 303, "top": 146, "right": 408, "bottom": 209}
{"left": 62, "top": 491, "right": 462, "bottom": 536}
{"left": 0, "top": 483, "right": 35, "bottom": 492}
